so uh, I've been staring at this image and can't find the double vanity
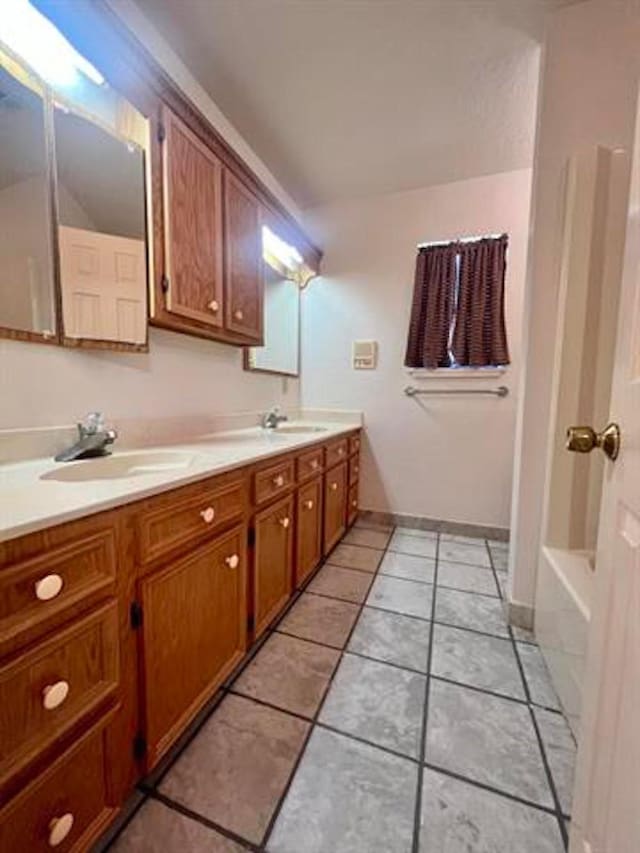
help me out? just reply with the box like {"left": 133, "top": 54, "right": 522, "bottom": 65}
{"left": 0, "top": 418, "right": 362, "bottom": 850}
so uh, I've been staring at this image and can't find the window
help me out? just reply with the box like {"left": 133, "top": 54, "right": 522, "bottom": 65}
{"left": 404, "top": 234, "right": 510, "bottom": 370}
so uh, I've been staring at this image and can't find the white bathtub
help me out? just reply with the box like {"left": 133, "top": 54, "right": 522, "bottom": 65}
{"left": 535, "top": 546, "right": 593, "bottom": 737}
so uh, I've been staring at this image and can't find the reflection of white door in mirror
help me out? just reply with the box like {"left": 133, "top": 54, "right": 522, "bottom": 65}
{"left": 59, "top": 226, "right": 146, "bottom": 343}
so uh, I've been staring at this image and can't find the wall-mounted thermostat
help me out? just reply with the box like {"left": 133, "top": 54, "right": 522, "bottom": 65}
{"left": 353, "top": 340, "right": 378, "bottom": 369}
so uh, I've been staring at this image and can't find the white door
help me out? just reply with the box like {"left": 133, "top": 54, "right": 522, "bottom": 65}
{"left": 569, "top": 95, "right": 640, "bottom": 853}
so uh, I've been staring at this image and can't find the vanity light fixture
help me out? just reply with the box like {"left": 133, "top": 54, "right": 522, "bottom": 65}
{"left": 0, "top": 0, "right": 105, "bottom": 89}
{"left": 262, "top": 225, "right": 303, "bottom": 272}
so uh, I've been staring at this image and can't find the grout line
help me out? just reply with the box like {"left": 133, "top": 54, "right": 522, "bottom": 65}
{"left": 274, "top": 627, "right": 346, "bottom": 652}
{"left": 257, "top": 522, "right": 398, "bottom": 850}
{"left": 225, "top": 688, "right": 314, "bottom": 724}
{"left": 422, "top": 761, "right": 560, "bottom": 818}
{"left": 147, "top": 789, "right": 260, "bottom": 851}
{"left": 303, "top": 588, "right": 372, "bottom": 607}
{"left": 430, "top": 674, "right": 527, "bottom": 706}
{"left": 98, "top": 791, "right": 148, "bottom": 852}
{"left": 323, "top": 560, "right": 382, "bottom": 576}
{"left": 335, "top": 540, "right": 392, "bottom": 553}
{"left": 484, "top": 537, "right": 506, "bottom": 602}
{"left": 315, "top": 721, "right": 421, "bottom": 765}
{"left": 411, "top": 532, "right": 440, "bottom": 853}
{"left": 378, "top": 568, "right": 500, "bottom": 599}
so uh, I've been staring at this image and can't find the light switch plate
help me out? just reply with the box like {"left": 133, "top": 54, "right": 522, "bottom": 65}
{"left": 353, "top": 340, "right": 378, "bottom": 369}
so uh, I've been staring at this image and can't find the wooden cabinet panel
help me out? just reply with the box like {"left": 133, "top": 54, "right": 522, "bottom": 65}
{"left": 349, "top": 454, "right": 360, "bottom": 486}
{"left": 348, "top": 482, "right": 359, "bottom": 528}
{"left": 136, "top": 475, "right": 245, "bottom": 567}
{"left": 162, "top": 106, "right": 224, "bottom": 328}
{"left": 0, "top": 529, "right": 116, "bottom": 656}
{"left": 253, "top": 458, "right": 295, "bottom": 507}
{"left": 139, "top": 525, "right": 247, "bottom": 765}
{"left": 254, "top": 494, "right": 294, "bottom": 638}
{"left": 296, "top": 446, "right": 324, "bottom": 483}
{"left": 296, "top": 478, "right": 323, "bottom": 588}
{"left": 224, "top": 171, "right": 263, "bottom": 342}
{"left": 325, "top": 438, "right": 348, "bottom": 469}
{"left": 349, "top": 433, "right": 361, "bottom": 456}
{"left": 324, "top": 463, "right": 348, "bottom": 555}
{"left": 0, "top": 722, "right": 114, "bottom": 853}
{"left": 0, "top": 601, "right": 119, "bottom": 791}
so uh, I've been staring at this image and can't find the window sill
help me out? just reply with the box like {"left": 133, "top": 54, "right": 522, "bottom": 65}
{"left": 405, "top": 367, "right": 508, "bottom": 380}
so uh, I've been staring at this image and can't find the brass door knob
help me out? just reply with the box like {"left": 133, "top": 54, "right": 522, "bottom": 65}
{"left": 566, "top": 423, "right": 620, "bottom": 461}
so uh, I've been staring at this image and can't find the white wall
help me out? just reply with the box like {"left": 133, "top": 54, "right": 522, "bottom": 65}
{"left": 1, "top": 2, "right": 303, "bottom": 432}
{"left": 510, "top": 0, "right": 640, "bottom": 610}
{"left": 301, "top": 168, "right": 532, "bottom": 529}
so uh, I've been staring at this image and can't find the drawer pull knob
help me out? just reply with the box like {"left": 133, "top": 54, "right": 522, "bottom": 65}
{"left": 330, "top": 482, "right": 338, "bottom": 491}
{"left": 208, "top": 299, "right": 219, "bottom": 312}
{"left": 304, "top": 499, "right": 314, "bottom": 510}
{"left": 352, "top": 500, "right": 358, "bottom": 508}
{"left": 310, "top": 460, "right": 319, "bottom": 470}
{"left": 35, "top": 574, "right": 64, "bottom": 601}
{"left": 200, "top": 507, "right": 216, "bottom": 524}
{"left": 279, "top": 517, "right": 290, "bottom": 529}
{"left": 42, "top": 680, "right": 70, "bottom": 711}
{"left": 225, "top": 554, "right": 240, "bottom": 569}
{"left": 273, "top": 474, "right": 285, "bottom": 488}
{"left": 48, "top": 812, "right": 74, "bottom": 847}
{"left": 354, "top": 466, "right": 359, "bottom": 474}
{"left": 338, "top": 447, "right": 345, "bottom": 456}
{"left": 234, "top": 308, "right": 244, "bottom": 321}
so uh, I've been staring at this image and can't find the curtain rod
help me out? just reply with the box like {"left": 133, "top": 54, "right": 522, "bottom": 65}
{"left": 416, "top": 233, "right": 506, "bottom": 249}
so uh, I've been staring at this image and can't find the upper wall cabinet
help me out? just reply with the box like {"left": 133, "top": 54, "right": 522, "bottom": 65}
{"left": 161, "top": 106, "right": 224, "bottom": 330}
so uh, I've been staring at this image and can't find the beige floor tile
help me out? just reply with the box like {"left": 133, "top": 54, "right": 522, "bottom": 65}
{"left": 308, "top": 564, "right": 374, "bottom": 603}
{"left": 278, "top": 593, "right": 360, "bottom": 648}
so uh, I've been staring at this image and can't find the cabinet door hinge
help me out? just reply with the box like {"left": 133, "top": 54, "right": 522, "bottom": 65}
{"left": 248, "top": 527, "right": 256, "bottom": 548}
{"left": 161, "top": 274, "right": 170, "bottom": 295}
{"left": 130, "top": 601, "right": 143, "bottom": 630}
{"left": 157, "top": 122, "right": 166, "bottom": 143}
{"left": 133, "top": 732, "right": 147, "bottom": 761}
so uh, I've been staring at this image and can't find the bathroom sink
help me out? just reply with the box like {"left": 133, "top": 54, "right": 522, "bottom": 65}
{"left": 270, "top": 425, "right": 328, "bottom": 435}
{"left": 41, "top": 451, "right": 199, "bottom": 482}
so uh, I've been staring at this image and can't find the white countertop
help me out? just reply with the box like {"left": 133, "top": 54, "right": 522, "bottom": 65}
{"left": 0, "top": 420, "right": 361, "bottom": 544}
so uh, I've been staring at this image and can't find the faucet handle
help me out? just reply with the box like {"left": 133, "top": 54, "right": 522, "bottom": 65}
{"left": 78, "top": 412, "right": 105, "bottom": 436}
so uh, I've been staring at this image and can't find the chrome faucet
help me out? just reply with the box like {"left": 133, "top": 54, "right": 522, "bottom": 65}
{"left": 261, "top": 406, "right": 288, "bottom": 430}
{"left": 54, "top": 412, "right": 118, "bottom": 462}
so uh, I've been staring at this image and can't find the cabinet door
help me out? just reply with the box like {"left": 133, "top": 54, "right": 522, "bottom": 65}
{"left": 296, "top": 477, "right": 323, "bottom": 587}
{"left": 162, "top": 106, "right": 224, "bottom": 328}
{"left": 324, "top": 462, "right": 347, "bottom": 555}
{"left": 254, "top": 495, "right": 294, "bottom": 637}
{"left": 224, "top": 171, "right": 263, "bottom": 341}
{"left": 139, "top": 525, "right": 246, "bottom": 765}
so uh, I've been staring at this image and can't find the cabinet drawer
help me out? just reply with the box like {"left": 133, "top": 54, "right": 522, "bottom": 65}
{"left": 0, "top": 529, "right": 117, "bottom": 654}
{"left": 349, "top": 455, "right": 360, "bottom": 485}
{"left": 0, "top": 601, "right": 119, "bottom": 790}
{"left": 0, "top": 722, "right": 113, "bottom": 853}
{"left": 137, "top": 477, "right": 245, "bottom": 565}
{"left": 349, "top": 433, "right": 361, "bottom": 456}
{"left": 348, "top": 482, "right": 359, "bottom": 527}
{"left": 325, "top": 438, "right": 348, "bottom": 468}
{"left": 296, "top": 446, "right": 324, "bottom": 483}
{"left": 253, "top": 458, "right": 294, "bottom": 506}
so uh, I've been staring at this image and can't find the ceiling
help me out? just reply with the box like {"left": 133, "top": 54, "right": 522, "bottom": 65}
{"left": 133, "top": 0, "right": 574, "bottom": 209}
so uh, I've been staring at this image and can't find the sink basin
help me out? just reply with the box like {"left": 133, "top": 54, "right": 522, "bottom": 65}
{"left": 270, "top": 425, "right": 328, "bottom": 435}
{"left": 41, "top": 451, "right": 199, "bottom": 483}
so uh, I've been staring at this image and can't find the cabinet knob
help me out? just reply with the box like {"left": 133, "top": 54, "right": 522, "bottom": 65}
{"left": 273, "top": 474, "right": 285, "bottom": 488}
{"left": 48, "top": 813, "right": 74, "bottom": 847}
{"left": 354, "top": 465, "right": 359, "bottom": 474}
{"left": 225, "top": 554, "right": 240, "bottom": 569}
{"left": 234, "top": 308, "right": 244, "bottom": 321}
{"left": 279, "top": 517, "right": 290, "bottom": 529}
{"left": 207, "top": 299, "right": 219, "bottom": 312}
{"left": 42, "top": 680, "right": 70, "bottom": 711}
{"left": 330, "top": 482, "right": 338, "bottom": 491}
{"left": 35, "top": 574, "right": 64, "bottom": 602}
{"left": 304, "top": 499, "right": 314, "bottom": 510}
{"left": 200, "top": 506, "right": 216, "bottom": 524}
{"left": 352, "top": 499, "right": 357, "bottom": 508}
{"left": 310, "top": 459, "right": 319, "bottom": 470}
{"left": 338, "top": 447, "right": 345, "bottom": 456}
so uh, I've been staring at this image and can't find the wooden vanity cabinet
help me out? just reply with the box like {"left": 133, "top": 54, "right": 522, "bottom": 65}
{"left": 296, "top": 477, "right": 323, "bottom": 587}
{"left": 252, "top": 493, "right": 294, "bottom": 638}
{"left": 161, "top": 106, "right": 225, "bottom": 330}
{"left": 323, "top": 461, "right": 348, "bottom": 555}
{"left": 138, "top": 524, "right": 247, "bottom": 766}
{"left": 224, "top": 171, "right": 263, "bottom": 342}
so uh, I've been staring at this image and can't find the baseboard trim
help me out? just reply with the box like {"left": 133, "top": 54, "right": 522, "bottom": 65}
{"left": 506, "top": 600, "right": 534, "bottom": 631}
{"left": 358, "top": 509, "right": 509, "bottom": 542}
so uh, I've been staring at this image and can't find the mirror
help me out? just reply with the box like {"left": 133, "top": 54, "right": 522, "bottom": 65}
{"left": 246, "top": 259, "right": 300, "bottom": 376}
{"left": 54, "top": 93, "right": 149, "bottom": 346}
{"left": 0, "top": 56, "right": 56, "bottom": 339}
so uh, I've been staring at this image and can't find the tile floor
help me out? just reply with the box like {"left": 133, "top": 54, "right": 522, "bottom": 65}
{"left": 104, "top": 520, "right": 576, "bottom": 853}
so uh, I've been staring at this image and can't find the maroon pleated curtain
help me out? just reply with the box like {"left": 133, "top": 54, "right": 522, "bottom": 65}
{"left": 404, "top": 243, "right": 458, "bottom": 369}
{"left": 451, "top": 235, "right": 509, "bottom": 367}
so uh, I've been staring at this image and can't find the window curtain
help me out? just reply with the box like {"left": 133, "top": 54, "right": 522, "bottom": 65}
{"left": 404, "top": 243, "right": 458, "bottom": 369}
{"left": 451, "top": 235, "right": 510, "bottom": 367}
